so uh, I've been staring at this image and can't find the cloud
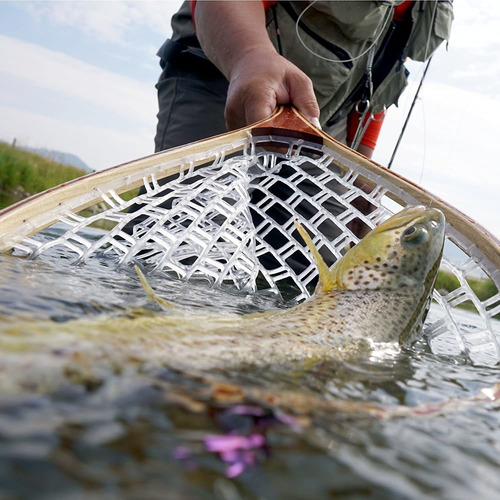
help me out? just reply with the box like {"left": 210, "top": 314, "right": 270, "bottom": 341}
{"left": 374, "top": 77, "right": 500, "bottom": 237}
{"left": 20, "top": 1, "right": 177, "bottom": 45}
{"left": 0, "top": 103, "right": 153, "bottom": 170}
{"left": 0, "top": 34, "right": 156, "bottom": 125}
{"left": 404, "top": 2, "right": 500, "bottom": 97}
{"left": 448, "top": 2, "right": 500, "bottom": 52}
{"left": 380, "top": 80, "right": 499, "bottom": 183}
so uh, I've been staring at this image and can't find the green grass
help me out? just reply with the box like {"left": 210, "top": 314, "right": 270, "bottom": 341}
{"left": 0, "top": 141, "right": 140, "bottom": 231}
{"left": 0, "top": 141, "right": 88, "bottom": 208}
{"left": 435, "top": 270, "right": 499, "bottom": 318}
{"left": 435, "top": 270, "right": 461, "bottom": 293}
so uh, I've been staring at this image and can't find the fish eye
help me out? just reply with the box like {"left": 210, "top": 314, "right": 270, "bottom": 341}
{"left": 402, "top": 225, "right": 429, "bottom": 246}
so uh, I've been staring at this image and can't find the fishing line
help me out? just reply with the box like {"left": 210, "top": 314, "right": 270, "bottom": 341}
{"left": 410, "top": 0, "right": 440, "bottom": 210}
{"left": 425, "top": 84, "right": 473, "bottom": 211}
{"left": 417, "top": 93, "right": 427, "bottom": 188}
{"left": 388, "top": 56, "right": 433, "bottom": 170}
{"left": 389, "top": 0, "right": 439, "bottom": 170}
{"left": 294, "top": 0, "right": 393, "bottom": 64}
{"left": 420, "top": 0, "right": 438, "bottom": 209}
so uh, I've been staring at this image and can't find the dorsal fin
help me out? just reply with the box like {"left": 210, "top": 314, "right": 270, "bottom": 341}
{"left": 294, "top": 221, "right": 338, "bottom": 293}
{"left": 135, "top": 265, "right": 179, "bottom": 309}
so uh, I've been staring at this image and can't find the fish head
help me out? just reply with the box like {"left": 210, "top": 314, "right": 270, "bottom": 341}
{"left": 330, "top": 205, "right": 446, "bottom": 344}
{"left": 333, "top": 206, "right": 445, "bottom": 290}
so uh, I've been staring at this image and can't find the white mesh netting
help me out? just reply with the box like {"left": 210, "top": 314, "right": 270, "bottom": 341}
{"left": 9, "top": 134, "right": 500, "bottom": 365}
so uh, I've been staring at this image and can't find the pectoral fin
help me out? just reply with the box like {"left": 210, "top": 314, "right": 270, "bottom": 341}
{"left": 135, "top": 265, "right": 179, "bottom": 309}
{"left": 294, "top": 221, "right": 337, "bottom": 293}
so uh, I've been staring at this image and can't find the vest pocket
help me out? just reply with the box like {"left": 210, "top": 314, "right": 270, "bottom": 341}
{"left": 267, "top": 3, "right": 354, "bottom": 108}
{"left": 313, "top": 1, "right": 392, "bottom": 42}
{"left": 278, "top": 2, "right": 354, "bottom": 69}
{"left": 434, "top": 1, "right": 453, "bottom": 39}
{"left": 371, "top": 64, "right": 409, "bottom": 114}
{"left": 407, "top": 1, "right": 453, "bottom": 61}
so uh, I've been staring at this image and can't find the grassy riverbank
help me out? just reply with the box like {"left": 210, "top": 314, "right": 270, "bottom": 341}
{"left": 435, "top": 270, "right": 498, "bottom": 318}
{"left": 0, "top": 141, "right": 88, "bottom": 209}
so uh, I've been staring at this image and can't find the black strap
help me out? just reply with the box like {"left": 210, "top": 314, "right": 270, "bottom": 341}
{"left": 271, "top": 4, "right": 284, "bottom": 56}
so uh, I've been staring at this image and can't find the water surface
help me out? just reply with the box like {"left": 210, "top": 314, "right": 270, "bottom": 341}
{"left": 0, "top": 241, "right": 499, "bottom": 499}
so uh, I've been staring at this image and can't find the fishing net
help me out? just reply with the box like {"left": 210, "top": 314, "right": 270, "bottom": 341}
{"left": 1, "top": 116, "right": 499, "bottom": 366}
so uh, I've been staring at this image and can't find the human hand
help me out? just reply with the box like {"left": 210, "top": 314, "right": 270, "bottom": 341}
{"left": 224, "top": 48, "right": 320, "bottom": 130}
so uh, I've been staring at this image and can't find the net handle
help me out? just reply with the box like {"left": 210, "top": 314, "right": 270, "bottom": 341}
{"left": 252, "top": 106, "right": 323, "bottom": 145}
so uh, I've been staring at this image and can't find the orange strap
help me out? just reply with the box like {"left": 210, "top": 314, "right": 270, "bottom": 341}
{"left": 346, "top": 110, "right": 385, "bottom": 150}
{"left": 393, "top": 0, "right": 414, "bottom": 21}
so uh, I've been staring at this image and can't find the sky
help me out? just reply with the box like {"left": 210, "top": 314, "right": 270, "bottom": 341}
{"left": 0, "top": 1, "right": 499, "bottom": 238}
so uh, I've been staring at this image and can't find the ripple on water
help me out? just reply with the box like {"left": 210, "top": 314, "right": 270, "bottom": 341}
{"left": 0, "top": 240, "right": 499, "bottom": 499}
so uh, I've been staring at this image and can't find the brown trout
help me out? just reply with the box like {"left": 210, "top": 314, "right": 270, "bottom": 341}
{"left": 0, "top": 206, "right": 445, "bottom": 394}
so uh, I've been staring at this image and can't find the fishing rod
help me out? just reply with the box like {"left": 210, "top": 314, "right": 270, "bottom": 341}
{"left": 387, "top": 56, "right": 433, "bottom": 170}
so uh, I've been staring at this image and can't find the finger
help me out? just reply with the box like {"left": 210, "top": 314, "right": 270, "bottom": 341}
{"left": 244, "top": 93, "right": 277, "bottom": 126}
{"left": 225, "top": 84, "right": 277, "bottom": 130}
{"left": 285, "top": 71, "right": 320, "bottom": 126}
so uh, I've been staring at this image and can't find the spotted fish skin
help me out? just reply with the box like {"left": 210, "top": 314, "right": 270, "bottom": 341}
{"left": 0, "top": 206, "right": 445, "bottom": 392}
{"left": 323, "top": 205, "right": 446, "bottom": 345}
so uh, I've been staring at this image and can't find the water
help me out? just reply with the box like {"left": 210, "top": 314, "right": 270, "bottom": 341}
{"left": 0, "top": 245, "right": 499, "bottom": 499}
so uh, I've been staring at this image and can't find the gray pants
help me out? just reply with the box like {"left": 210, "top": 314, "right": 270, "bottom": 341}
{"left": 154, "top": 49, "right": 229, "bottom": 152}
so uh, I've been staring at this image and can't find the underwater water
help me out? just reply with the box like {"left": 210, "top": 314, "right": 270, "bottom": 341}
{"left": 0, "top": 240, "right": 499, "bottom": 500}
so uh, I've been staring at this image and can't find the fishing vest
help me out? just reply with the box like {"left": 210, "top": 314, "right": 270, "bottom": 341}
{"left": 266, "top": 1, "right": 453, "bottom": 126}
{"left": 164, "top": 1, "right": 453, "bottom": 127}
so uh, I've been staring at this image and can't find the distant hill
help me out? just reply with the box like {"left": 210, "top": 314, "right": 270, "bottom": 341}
{"left": 20, "top": 146, "right": 93, "bottom": 173}
{"left": 0, "top": 141, "right": 89, "bottom": 209}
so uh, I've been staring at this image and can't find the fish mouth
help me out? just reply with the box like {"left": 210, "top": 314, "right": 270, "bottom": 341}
{"left": 383, "top": 206, "right": 445, "bottom": 232}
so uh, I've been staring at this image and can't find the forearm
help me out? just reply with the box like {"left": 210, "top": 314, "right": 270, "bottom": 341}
{"left": 194, "top": 1, "right": 275, "bottom": 81}
{"left": 194, "top": 1, "right": 319, "bottom": 129}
